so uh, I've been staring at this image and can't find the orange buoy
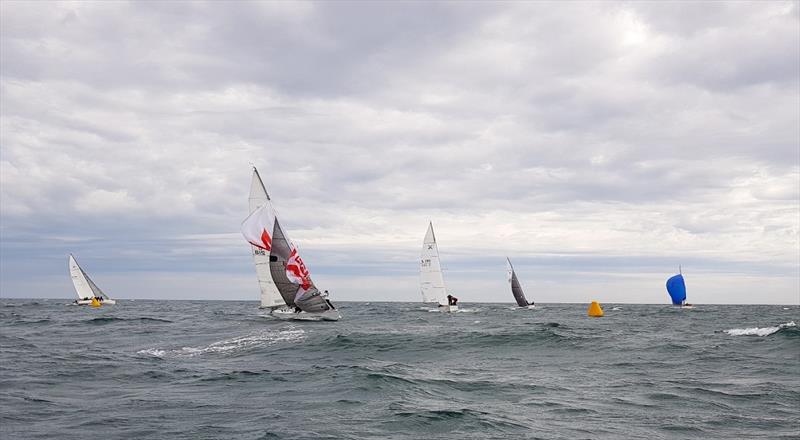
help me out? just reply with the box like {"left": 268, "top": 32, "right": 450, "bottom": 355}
{"left": 588, "top": 301, "right": 603, "bottom": 317}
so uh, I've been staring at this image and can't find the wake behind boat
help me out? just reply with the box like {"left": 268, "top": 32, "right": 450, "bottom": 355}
{"left": 420, "top": 222, "right": 458, "bottom": 312}
{"left": 507, "top": 257, "right": 534, "bottom": 308}
{"left": 69, "top": 254, "right": 116, "bottom": 306}
{"left": 666, "top": 266, "right": 693, "bottom": 309}
{"left": 242, "top": 167, "right": 340, "bottom": 321}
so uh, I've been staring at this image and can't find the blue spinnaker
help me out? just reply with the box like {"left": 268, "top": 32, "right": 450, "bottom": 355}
{"left": 666, "top": 274, "right": 686, "bottom": 305}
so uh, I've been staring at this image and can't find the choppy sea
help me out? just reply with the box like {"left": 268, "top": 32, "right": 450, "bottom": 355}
{"left": 1, "top": 300, "right": 798, "bottom": 439}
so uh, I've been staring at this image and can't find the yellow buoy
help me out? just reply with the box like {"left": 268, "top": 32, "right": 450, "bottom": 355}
{"left": 90, "top": 297, "right": 101, "bottom": 308}
{"left": 588, "top": 301, "right": 603, "bottom": 317}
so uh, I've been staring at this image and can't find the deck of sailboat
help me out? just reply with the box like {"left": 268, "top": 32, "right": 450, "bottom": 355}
{"left": 270, "top": 308, "right": 341, "bottom": 321}
{"left": 74, "top": 299, "right": 116, "bottom": 305}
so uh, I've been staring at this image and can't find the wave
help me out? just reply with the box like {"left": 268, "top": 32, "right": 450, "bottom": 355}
{"left": 424, "top": 307, "right": 480, "bottom": 313}
{"left": 323, "top": 324, "right": 572, "bottom": 353}
{"left": 85, "top": 317, "right": 173, "bottom": 324}
{"left": 724, "top": 321, "right": 796, "bottom": 337}
{"left": 137, "top": 328, "right": 305, "bottom": 358}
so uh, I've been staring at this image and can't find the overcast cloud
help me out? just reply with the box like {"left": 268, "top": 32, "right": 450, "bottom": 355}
{"left": 1, "top": 1, "right": 798, "bottom": 304}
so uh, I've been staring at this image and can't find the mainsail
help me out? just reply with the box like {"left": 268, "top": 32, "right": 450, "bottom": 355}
{"left": 420, "top": 222, "right": 448, "bottom": 306}
{"left": 242, "top": 168, "right": 336, "bottom": 315}
{"left": 506, "top": 258, "right": 531, "bottom": 307}
{"left": 69, "top": 254, "right": 107, "bottom": 300}
{"left": 666, "top": 273, "right": 687, "bottom": 305}
{"left": 248, "top": 168, "right": 288, "bottom": 310}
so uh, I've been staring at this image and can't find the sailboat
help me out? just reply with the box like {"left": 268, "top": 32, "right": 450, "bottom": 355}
{"left": 666, "top": 266, "right": 692, "bottom": 308}
{"left": 242, "top": 167, "right": 340, "bottom": 321}
{"left": 506, "top": 258, "right": 534, "bottom": 308}
{"left": 69, "top": 254, "right": 116, "bottom": 305}
{"left": 420, "top": 222, "right": 458, "bottom": 312}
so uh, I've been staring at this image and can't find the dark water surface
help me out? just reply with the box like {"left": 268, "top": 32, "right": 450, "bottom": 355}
{"left": 1, "top": 300, "right": 798, "bottom": 439}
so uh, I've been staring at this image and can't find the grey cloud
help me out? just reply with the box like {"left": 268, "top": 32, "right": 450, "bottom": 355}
{"left": 1, "top": 1, "right": 797, "bottom": 303}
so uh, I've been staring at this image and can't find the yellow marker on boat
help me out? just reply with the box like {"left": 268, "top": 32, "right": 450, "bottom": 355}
{"left": 588, "top": 301, "right": 603, "bottom": 317}
{"left": 90, "top": 297, "right": 101, "bottom": 308}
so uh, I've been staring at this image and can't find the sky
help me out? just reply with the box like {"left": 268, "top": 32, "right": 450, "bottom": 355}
{"left": 1, "top": 1, "right": 798, "bottom": 304}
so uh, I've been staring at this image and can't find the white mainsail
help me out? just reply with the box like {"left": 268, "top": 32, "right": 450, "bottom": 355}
{"left": 248, "top": 168, "right": 287, "bottom": 310}
{"left": 242, "top": 167, "right": 340, "bottom": 320}
{"left": 69, "top": 254, "right": 113, "bottom": 303}
{"left": 420, "top": 222, "right": 448, "bottom": 306}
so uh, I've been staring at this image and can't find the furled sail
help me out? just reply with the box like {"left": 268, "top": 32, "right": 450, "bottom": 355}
{"left": 507, "top": 258, "right": 531, "bottom": 307}
{"left": 666, "top": 273, "right": 687, "bottom": 305}
{"left": 420, "top": 222, "right": 448, "bottom": 306}
{"left": 247, "top": 168, "right": 288, "bottom": 310}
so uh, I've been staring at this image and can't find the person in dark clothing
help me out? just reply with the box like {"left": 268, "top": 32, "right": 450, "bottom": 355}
{"left": 447, "top": 295, "right": 458, "bottom": 306}
{"left": 294, "top": 306, "right": 302, "bottom": 313}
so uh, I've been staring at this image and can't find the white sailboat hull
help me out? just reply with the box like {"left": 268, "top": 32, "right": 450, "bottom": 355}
{"left": 439, "top": 305, "right": 458, "bottom": 313}
{"left": 74, "top": 299, "right": 116, "bottom": 305}
{"left": 271, "top": 308, "right": 341, "bottom": 321}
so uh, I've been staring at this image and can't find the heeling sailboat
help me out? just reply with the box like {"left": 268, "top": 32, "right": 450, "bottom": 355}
{"left": 69, "top": 254, "right": 116, "bottom": 306}
{"left": 242, "top": 167, "right": 340, "bottom": 321}
{"left": 506, "top": 258, "right": 534, "bottom": 308}
{"left": 666, "top": 266, "right": 692, "bottom": 309}
{"left": 420, "top": 222, "right": 458, "bottom": 312}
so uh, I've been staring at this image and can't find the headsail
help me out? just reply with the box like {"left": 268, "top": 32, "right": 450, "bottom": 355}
{"left": 420, "top": 222, "right": 448, "bottom": 306}
{"left": 247, "top": 168, "right": 288, "bottom": 310}
{"left": 507, "top": 258, "right": 531, "bottom": 307}
{"left": 241, "top": 169, "right": 336, "bottom": 315}
{"left": 666, "top": 273, "right": 687, "bottom": 305}
{"left": 69, "top": 254, "right": 107, "bottom": 300}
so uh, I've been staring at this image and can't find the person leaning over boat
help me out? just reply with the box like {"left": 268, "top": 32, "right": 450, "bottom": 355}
{"left": 447, "top": 294, "right": 458, "bottom": 306}
{"left": 322, "top": 290, "right": 336, "bottom": 309}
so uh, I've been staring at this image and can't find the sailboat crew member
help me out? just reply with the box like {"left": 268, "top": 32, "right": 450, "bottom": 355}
{"left": 447, "top": 294, "right": 458, "bottom": 306}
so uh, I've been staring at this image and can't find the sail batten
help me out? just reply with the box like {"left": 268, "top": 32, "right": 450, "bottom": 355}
{"left": 420, "top": 222, "right": 448, "bottom": 306}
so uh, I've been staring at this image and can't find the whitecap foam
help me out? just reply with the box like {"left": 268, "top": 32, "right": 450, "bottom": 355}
{"left": 724, "top": 321, "right": 795, "bottom": 337}
{"left": 137, "top": 348, "right": 166, "bottom": 358}
{"left": 137, "top": 328, "right": 306, "bottom": 358}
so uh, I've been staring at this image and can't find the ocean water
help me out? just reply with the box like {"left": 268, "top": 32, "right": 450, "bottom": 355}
{"left": 1, "top": 300, "right": 798, "bottom": 440}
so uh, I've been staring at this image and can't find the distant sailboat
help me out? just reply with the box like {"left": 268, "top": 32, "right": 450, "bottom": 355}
{"left": 506, "top": 258, "right": 534, "bottom": 308}
{"left": 69, "top": 254, "right": 116, "bottom": 306}
{"left": 666, "top": 266, "right": 692, "bottom": 308}
{"left": 242, "top": 167, "right": 340, "bottom": 321}
{"left": 420, "top": 222, "right": 458, "bottom": 312}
